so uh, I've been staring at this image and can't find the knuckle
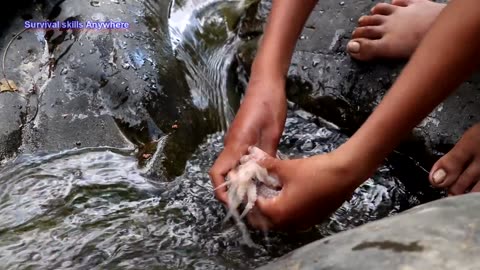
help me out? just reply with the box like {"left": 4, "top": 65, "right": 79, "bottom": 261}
{"left": 374, "top": 3, "right": 387, "bottom": 9}
{"left": 371, "top": 15, "right": 384, "bottom": 24}
{"left": 363, "top": 26, "right": 376, "bottom": 34}
{"left": 208, "top": 166, "right": 218, "bottom": 177}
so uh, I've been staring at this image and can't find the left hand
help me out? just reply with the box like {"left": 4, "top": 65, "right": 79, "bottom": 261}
{"left": 245, "top": 147, "right": 362, "bottom": 231}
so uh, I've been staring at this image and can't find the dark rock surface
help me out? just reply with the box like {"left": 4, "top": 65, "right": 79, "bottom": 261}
{"left": 257, "top": 192, "right": 480, "bottom": 270}
{"left": 0, "top": 0, "right": 223, "bottom": 179}
{"left": 0, "top": 93, "right": 27, "bottom": 162}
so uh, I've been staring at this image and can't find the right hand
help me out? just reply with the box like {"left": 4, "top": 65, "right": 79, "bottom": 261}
{"left": 209, "top": 75, "right": 287, "bottom": 205}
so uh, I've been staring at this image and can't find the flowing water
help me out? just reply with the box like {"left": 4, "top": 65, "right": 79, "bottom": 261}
{"left": 0, "top": 0, "right": 440, "bottom": 269}
{"left": 0, "top": 109, "right": 416, "bottom": 270}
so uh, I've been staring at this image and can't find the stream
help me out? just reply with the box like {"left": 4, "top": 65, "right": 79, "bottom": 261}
{"left": 0, "top": 0, "right": 441, "bottom": 269}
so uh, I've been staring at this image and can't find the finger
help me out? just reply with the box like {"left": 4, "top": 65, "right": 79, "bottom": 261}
{"left": 239, "top": 154, "right": 252, "bottom": 164}
{"left": 210, "top": 172, "right": 228, "bottom": 204}
{"left": 209, "top": 153, "right": 239, "bottom": 204}
{"left": 254, "top": 195, "right": 284, "bottom": 226}
{"left": 255, "top": 195, "right": 304, "bottom": 231}
{"left": 254, "top": 154, "right": 278, "bottom": 171}
{"left": 247, "top": 146, "right": 270, "bottom": 161}
{"left": 471, "top": 181, "right": 480, "bottom": 193}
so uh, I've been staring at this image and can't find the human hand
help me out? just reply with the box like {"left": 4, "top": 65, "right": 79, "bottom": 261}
{"left": 209, "top": 76, "right": 287, "bottom": 205}
{"left": 245, "top": 147, "right": 363, "bottom": 231}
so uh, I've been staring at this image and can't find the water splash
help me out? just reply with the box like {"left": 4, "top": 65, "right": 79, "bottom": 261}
{"left": 0, "top": 109, "right": 416, "bottom": 269}
{"left": 167, "top": 0, "right": 248, "bottom": 130}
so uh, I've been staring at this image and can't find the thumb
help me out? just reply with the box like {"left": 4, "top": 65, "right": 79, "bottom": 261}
{"left": 247, "top": 146, "right": 277, "bottom": 169}
{"left": 255, "top": 195, "right": 281, "bottom": 223}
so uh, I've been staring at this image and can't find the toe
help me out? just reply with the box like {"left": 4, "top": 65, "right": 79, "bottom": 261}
{"left": 371, "top": 3, "right": 397, "bottom": 15}
{"left": 358, "top": 14, "right": 385, "bottom": 27}
{"left": 449, "top": 160, "right": 480, "bottom": 195}
{"left": 352, "top": 25, "right": 384, "bottom": 39}
{"left": 391, "top": 0, "right": 410, "bottom": 7}
{"left": 347, "top": 38, "right": 385, "bottom": 61}
{"left": 394, "top": 0, "right": 425, "bottom": 5}
{"left": 470, "top": 181, "right": 480, "bottom": 193}
{"left": 429, "top": 145, "right": 473, "bottom": 188}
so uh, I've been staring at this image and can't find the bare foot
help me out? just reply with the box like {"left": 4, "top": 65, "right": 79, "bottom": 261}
{"left": 429, "top": 123, "right": 480, "bottom": 195}
{"left": 347, "top": 0, "right": 445, "bottom": 61}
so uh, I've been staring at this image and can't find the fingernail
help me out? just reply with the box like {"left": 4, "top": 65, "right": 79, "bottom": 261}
{"left": 432, "top": 169, "right": 447, "bottom": 184}
{"left": 358, "top": 16, "right": 365, "bottom": 23}
{"left": 370, "top": 7, "right": 375, "bottom": 13}
{"left": 347, "top": 41, "right": 360, "bottom": 53}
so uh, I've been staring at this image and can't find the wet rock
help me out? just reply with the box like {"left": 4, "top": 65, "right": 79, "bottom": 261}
{"left": 0, "top": 0, "right": 223, "bottom": 180}
{"left": 0, "top": 93, "right": 27, "bottom": 161}
{"left": 257, "top": 193, "right": 480, "bottom": 270}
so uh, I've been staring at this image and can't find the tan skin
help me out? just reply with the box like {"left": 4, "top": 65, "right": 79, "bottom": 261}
{"left": 208, "top": 0, "right": 318, "bottom": 205}
{"left": 349, "top": 0, "right": 480, "bottom": 197}
{"left": 210, "top": 0, "right": 480, "bottom": 230}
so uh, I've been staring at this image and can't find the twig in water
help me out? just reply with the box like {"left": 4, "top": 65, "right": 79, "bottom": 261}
{"left": 2, "top": 28, "right": 28, "bottom": 90}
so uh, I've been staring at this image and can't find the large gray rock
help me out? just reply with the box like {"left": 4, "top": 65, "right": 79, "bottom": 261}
{"left": 257, "top": 193, "right": 480, "bottom": 270}
{"left": 0, "top": 0, "right": 226, "bottom": 179}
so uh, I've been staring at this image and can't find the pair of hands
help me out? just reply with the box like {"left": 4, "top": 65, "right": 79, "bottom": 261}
{"left": 208, "top": 77, "right": 357, "bottom": 231}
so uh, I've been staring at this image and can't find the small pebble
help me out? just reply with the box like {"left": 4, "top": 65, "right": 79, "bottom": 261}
{"left": 90, "top": 0, "right": 100, "bottom": 7}
{"left": 339, "top": 1, "right": 345, "bottom": 6}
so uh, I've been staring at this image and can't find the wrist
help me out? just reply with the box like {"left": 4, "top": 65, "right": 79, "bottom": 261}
{"left": 249, "top": 61, "right": 287, "bottom": 87}
{"left": 245, "top": 66, "right": 287, "bottom": 100}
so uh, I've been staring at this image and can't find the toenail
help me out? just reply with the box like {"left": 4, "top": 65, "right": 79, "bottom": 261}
{"left": 432, "top": 169, "right": 447, "bottom": 184}
{"left": 347, "top": 41, "right": 360, "bottom": 53}
{"left": 358, "top": 16, "right": 365, "bottom": 23}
